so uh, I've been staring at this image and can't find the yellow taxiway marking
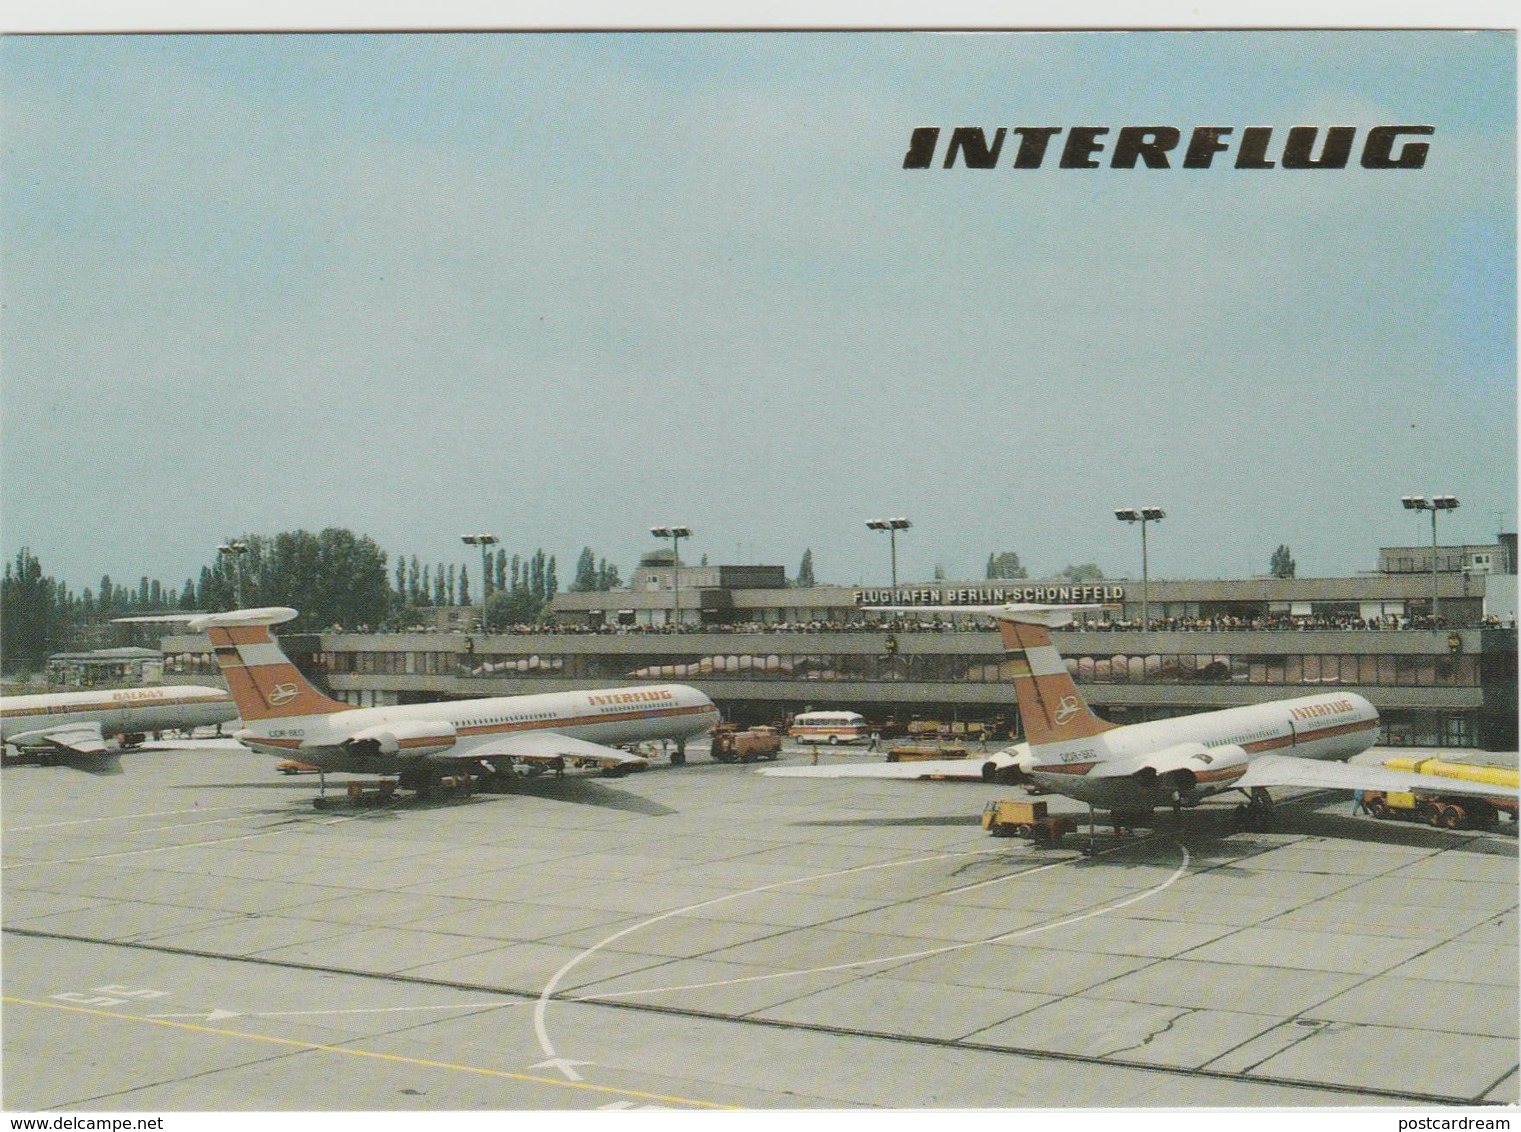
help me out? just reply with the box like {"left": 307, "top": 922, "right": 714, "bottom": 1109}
{"left": 4, "top": 995, "right": 736, "bottom": 1110}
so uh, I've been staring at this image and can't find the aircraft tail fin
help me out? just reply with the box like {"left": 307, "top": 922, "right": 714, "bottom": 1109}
{"left": 995, "top": 615, "right": 1119, "bottom": 747}
{"left": 869, "top": 602, "right": 1119, "bottom": 749}
{"left": 187, "top": 608, "right": 351, "bottom": 722}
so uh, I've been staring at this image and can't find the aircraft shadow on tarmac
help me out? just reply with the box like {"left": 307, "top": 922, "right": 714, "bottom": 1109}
{"left": 1, "top": 752, "right": 123, "bottom": 775}
{"left": 170, "top": 772, "right": 677, "bottom": 818}
{"left": 791, "top": 814, "right": 984, "bottom": 829}
{"left": 790, "top": 794, "right": 1515, "bottom": 863}
{"left": 502, "top": 774, "right": 676, "bottom": 816}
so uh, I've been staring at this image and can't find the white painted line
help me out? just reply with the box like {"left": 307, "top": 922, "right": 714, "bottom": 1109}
{"left": 570, "top": 840, "right": 1190, "bottom": 1004}
{"left": 259, "top": 1001, "right": 533, "bottom": 1018}
{"left": 532, "top": 837, "right": 1188, "bottom": 1076}
{"left": 1, "top": 813, "right": 363, "bottom": 870}
{"left": 532, "top": 845, "right": 1008, "bottom": 1067}
{"left": 6, "top": 806, "right": 246, "bottom": 833}
{"left": 149, "top": 1001, "right": 531, "bottom": 1020}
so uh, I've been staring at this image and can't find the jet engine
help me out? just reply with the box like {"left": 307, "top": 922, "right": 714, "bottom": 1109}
{"left": 341, "top": 719, "right": 459, "bottom": 758}
{"left": 1129, "top": 741, "right": 1249, "bottom": 795}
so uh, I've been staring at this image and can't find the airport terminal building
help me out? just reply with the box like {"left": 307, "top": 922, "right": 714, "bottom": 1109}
{"left": 157, "top": 539, "right": 1520, "bottom": 752}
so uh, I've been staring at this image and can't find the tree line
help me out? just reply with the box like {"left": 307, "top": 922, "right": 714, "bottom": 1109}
{"left": 2, "top": 532, "right": 614, "bottom": 674}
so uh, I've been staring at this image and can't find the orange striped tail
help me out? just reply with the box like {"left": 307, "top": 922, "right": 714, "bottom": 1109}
{"left": 997, "top": 619, "right": 1118, "bottom": 748}
{"left": 192, "top": 610, "right": 352, "bottom": 722}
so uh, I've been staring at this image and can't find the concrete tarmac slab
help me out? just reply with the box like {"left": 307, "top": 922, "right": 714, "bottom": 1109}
{"left": 1396, "top": 847, "right": 1521, "bottom": 882}
{"left": 538, "top": 913, "right": 793, "bottom": 959}
{"left": 882, "top": 940, "right": 1157, "bottom": 997}
{"left": 827, "top": 899, "right": 1057, "bottom": 943}
{"left": 1261, "top": 896, "right": 1499, "bottom": 941}
{"left": 1227, "top": 841, "right": 1432, "bottom": 875}
{"left": 525, "top": 877, "right": 738, "bottom": 916}
{"left": 1455, "top": 911, "right": 1519, "bottom": 945}
{"left": 567, "top": 956, "right": 876, "bottom": 1016}
{"left": 1029, "top": 913, "right": 1238, "bottom": 958}
{"left": 400, "top": 865, "right": 614, "bottom": 903}
{"left": 706, "top": 924, "right": 955, "bottom": 970}
{"left": 1240, "top": 1020, "right": 1519, "bottom": 1102}
{"left": 124, "top": 912, "right": 368, "bottom": 957}
{"left": 14, "top": 899, "right": 237, "bottom": 943}
{"left": 966, "top": 994, "right": 1279, "bottom": 1069}
{"left": 1160, "top": 866, "right": 1371, "bottom": 904}
{"left": 674, "top": 889, "right": 891, "bottom": 927}
{"left": 1313, "top": 974, "right": 1519, "bottom": 1038}
{"left": 1338, "top": 873, "right": 1519, "bottom": 913}
{"left": 753, "top": 970, "right": 1052, "bottom": 1041}
{"left": 404, "top": 900, "right": 640, "bottom": 943}
{"left": 1105, "top": 889, "right": 1328, "bottom": 926}
{"left": 1388, "top": 939, "right": 1519, "bottom": 985}
{"left": 1179, "top": 924, "right": 1437, "bottom": 975}
{"left": 398, "top": 938, "right": 678, "bottom": 993}
{"left": 1078, "top": 958, "right": 1362, "bottom": 1016}
{"left": 247, "top": 924, "right": 510, "bottom": 974}
{"left": 293, "top": 889, "right": 493, "bottom": 928}
{"left": 4, "top": 746, "right": 1516, "bottom": 1110}
{"left": 1, "top": 889, "right": 115, "bottom": 923}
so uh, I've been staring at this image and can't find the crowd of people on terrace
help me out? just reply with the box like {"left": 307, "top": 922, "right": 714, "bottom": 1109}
{"left": 378, "top": 611, "right": 1515, "bottom": 636}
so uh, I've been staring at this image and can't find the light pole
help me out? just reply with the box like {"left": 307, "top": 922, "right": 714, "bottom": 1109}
{"left": 217, "top": 540, "right": 249, "bottom": 609}
{"left": 461, "top": 534, "right": 499, "bottom": 633}
{"left": 865, "top": 518, "right": 912, "bottom": 590}
{"left": 1402, "top": 495, "right": 1459, "bottom": 626}
{"left": 1115, "top": 507, "right": 1165, "bottom": 628}
{"left": 650, "top": 526, "right": 692, "bottom": 628}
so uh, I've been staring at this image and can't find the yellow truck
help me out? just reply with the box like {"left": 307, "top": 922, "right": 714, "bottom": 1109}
{"left": 887, "top": 744, "right": 970, "bottom": 763}
{"left": 982, "top": 799, "right": 1077, "bottom": 846}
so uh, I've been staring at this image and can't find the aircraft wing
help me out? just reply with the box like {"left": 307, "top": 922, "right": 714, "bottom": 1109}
{"left": 761, "top": 749, "right": 1022, "bottom": 782}
{"left": 6, "top": 721, "right": 110, "bottom": 756}
{"left": 1236, "top": 755, "right": 1520, "bottom": 800}
{"left": 465, "top": 731, "right": 651, "bottom": 770}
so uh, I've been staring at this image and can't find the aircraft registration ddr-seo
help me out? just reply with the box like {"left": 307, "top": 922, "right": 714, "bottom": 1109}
{"left": 0, "top": 684, "right": 238, "bottom": 763}
{"left": 763, "top": 602, "right": 1519, "bottom": 838}
{"left": 185, "top": 606, "right": 721, "bottom": 805}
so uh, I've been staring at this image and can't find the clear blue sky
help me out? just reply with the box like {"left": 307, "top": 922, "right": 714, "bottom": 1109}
{"left": 2, "top": 30, "right": 1514, "bottom": 593}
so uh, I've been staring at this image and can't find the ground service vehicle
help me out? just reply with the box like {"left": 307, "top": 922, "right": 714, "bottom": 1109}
{"left": 981, "top": 799, "right": 1078, "bottom": 846}
{"left": 710, "top": 724, "right": 782, "bottom": 762}
{"left": 887, "top": 744, "right": 970, "bottom": 763}
{"left": 1362, "top": 790, "right": 1512, "bottom": 829}
{"left": 788, "top": 711, "right": 870, "bottom": 745}
{"left": 1380, "top": 757, "right": 1518, "bottom": 790}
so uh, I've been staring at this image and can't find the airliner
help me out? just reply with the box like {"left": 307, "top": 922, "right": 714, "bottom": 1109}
{"left": 1, "top": 684, "right": 238, "bottom": 762}
{"left": 189, "top": 607, "right": 720, "bottom": 804}
{"left": 764, "top": 603, "right": 1517, "bottom": 833}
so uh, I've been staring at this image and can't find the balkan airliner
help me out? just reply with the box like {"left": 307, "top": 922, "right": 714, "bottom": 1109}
{"left": 190, "top": 607, "right": 720, "bottom": 804}
{"left": 1, "top": 684, "right": 238, "bottom": 761}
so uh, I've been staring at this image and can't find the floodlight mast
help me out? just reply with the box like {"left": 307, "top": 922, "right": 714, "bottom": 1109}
{"left": 1115, "top": 508, "right": 1165, "bottom": 628}
{"left": 217, "top": 540, "right": 249, "bottom": 609}
{"left": 865, "top": 517, "right": 912, "bottom": 590}
{"left": 461, "top": 534, "right": 500, "bottom": 633}
{"left": 1402, "top": 495, "right": 1460, "bottom": 626}
{"left": 650, "top": 526, "right": 692, "bottom": 628}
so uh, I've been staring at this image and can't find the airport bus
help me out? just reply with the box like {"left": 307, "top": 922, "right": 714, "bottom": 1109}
{"left": 788, "top": 711, "right": 871, "bottom": 745}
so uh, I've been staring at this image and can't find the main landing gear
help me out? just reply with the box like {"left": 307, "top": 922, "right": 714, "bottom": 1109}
{"left": 311, "top": 768, "right": 475, "bottom": 810}
{"left": 1234, "top": 787, "right": 1275, "bottom": 832}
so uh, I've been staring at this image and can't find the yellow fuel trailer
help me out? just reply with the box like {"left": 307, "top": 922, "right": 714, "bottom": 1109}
{"left": 1365, "top": 757, "right": 1518, "bottom": 829}
{"left": 1381, "top": 757, "right": 1518, "bottom": 790}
